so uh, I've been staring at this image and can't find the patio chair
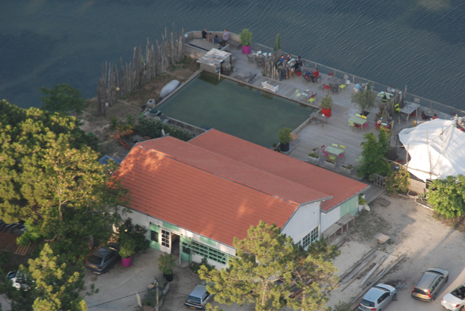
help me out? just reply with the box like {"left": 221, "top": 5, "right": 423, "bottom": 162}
{"left": 294, "top": 89, "right": 302, "bottom": 100}
{"left": 339, "top": 83, "right": 347, "bottom": 91}
{"left": 340, "top": 145, "right": 346, "bottom": 149}
{"left": 363, "top": 121, "right": 369, "bottom": 129}
{"left": 356, "top": 114, "right": 362, "bottom": 117}
{"left": 338, "top": 150, "right": 345, "bottom": 159}
{"left": 308, "top": 93, "right": 317, "bottom": 104}
{"left": 332, "top": 143, "right": 338, "bottom": 147}
{"left": 247, "top": 54, "right": 254, "bottom": 63}
{"left": 361, "top": 115, "right": 367, "bottom": 119}
{"left": 348, "top": 121, "right": 355, "bottom": 130}
{"left": 321, "top": 145, "right": 329, "bottom": 157}
{"left": 320, "top": 84, "right": 330, "bottom": 93}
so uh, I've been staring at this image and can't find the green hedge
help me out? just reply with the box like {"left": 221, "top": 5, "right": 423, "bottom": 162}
{"left": 137, "top": 117, "right": 194, "bottom": 141}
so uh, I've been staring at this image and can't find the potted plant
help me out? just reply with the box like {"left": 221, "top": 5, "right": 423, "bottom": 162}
{"left": 324, "top": 154, "right": 337, "bottom": 169}
{"left": 358, "top": 194, "right": 369, "bottom": 211}
{"left": 307, "top": 148, "right": 320, "bottom": 165}
{"left": 278, "top": 127, "right": 293, "bottom": 152}
{"left": 158, "top": 253, "right": 176, "bottom": 282}
{"left": 340, "top": 163, "right": 354, "bottom": 175}
{"left": 320, "top": 94, "right": 333, "bottom": 117}
{"left": 119, "top": 238, "right": 136, "bottom": 267}
{"left": 239, "top": 28, "right": 253, "bottom": 55}
{"left": 351, "top": 87, "right": 377, "bottom": 115}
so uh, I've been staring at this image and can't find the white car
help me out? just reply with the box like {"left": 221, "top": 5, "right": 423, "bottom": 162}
{"left": 7, "top": 270, "right": 30, "bottom": 290}
{"left": 441, "top": 284, "right": 465, "bottom": 311}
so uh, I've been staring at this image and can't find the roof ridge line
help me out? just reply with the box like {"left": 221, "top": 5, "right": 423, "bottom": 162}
{"left": 135, "top": 143, "right": 302, "bottom": 206}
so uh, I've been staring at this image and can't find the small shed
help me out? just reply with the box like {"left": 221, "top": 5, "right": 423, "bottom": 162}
{"left": 197, "top": 48, "right": 232, "bottom": 74}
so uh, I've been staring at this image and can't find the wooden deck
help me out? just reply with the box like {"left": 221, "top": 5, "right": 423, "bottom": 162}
{"left": 184, "top": 40, "right": 430, "bottom": 202}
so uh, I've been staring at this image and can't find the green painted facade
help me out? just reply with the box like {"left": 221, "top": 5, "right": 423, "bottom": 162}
{"left": 149, "top": 223, "right": 161, "bottom": 250}
{"left": 339, "top": 195, "right": 358, "bottom": 217}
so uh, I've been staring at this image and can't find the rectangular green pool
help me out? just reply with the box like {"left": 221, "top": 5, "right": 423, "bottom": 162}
{"left": 157, "top": 71, "right": 316, "bottom": 148}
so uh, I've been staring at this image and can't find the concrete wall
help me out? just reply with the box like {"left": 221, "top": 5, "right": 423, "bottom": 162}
{"left": 320, "top": 206, "right": 341, "bottom": 232}
{"left": 281, "top": 201, "right": 320, "bottom": 243}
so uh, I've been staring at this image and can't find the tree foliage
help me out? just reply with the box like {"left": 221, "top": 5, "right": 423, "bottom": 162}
{"left": 359, "top": 129, "right": 391, "bottom": 180}
{"left": 0, "top": 100, "right": 128, "bottom": 259}
{"left": 29, "top": 244, "right": 92, "bottom": 311}
{"left": 40, "top": 84, "right": 85, "bottom": 113}
{"left": 351, "top": 88, "right": 377, "bottom": 113}
{"left": 385, "top": 168, "right": 410, "bottom": 195}
{"left": 198, "top": 221, "right": 338, "bottom": 311}
{"left": 428, "top": 175, "right": 465, "bottom": 218}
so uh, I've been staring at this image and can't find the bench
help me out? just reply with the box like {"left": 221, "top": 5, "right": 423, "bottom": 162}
{"left": 261, "top": 81, "right": 279, "bottom": 93}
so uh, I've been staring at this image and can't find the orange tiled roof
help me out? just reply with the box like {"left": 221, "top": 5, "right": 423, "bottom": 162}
{"left": 114, "top": 136, "right": 330, "bottom": 246}
{"left": 190, "top": 129, "right": 369, "bottom": 211}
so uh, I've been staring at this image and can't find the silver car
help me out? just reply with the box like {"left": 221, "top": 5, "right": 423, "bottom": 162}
{"left": 441, "top": 284, "right": 465, "bottom": 311}
{"left": 358, "top": 283, "right": 397, "bottom": 311}
{"left": 184, "top": 283, "right": 213, "bottom": 309}
{"left": 411, "top": 267, "right": 449, "bottom": 301}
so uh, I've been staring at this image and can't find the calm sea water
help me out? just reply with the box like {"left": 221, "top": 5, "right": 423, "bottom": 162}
{"left": 1, "top": 0, "right": 465, "bottom": 110}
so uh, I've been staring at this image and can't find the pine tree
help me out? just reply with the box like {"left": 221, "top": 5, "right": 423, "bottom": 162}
{"left": 199, "top": 221, "right": 338, "bottom": 311}
{"left": 0, "top": 100, "right": 128, "bottom": 259}
{"left": 29, "top": 244, "right": 90, "bottom": 311}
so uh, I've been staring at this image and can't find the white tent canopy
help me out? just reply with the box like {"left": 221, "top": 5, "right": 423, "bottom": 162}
{"left": 398, "top": 119, "right": 465, "bottom": 181}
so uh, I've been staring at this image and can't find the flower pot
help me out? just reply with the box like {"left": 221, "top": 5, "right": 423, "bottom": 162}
{"left": 122, "top": 256, "right": 132, "bottom": 267}
{"left": 242, "top": 45, "right": 251, "bottom": 55}
{"left": 324, "top": 160, "right": 336, "bottom": 169}
{"left": 340, "top": 166, "right": 353, "bottom": 175}
{"left": 280, "top": 142, "right": 289, "bottom": 152}
{"left": 307, "top": 156, "right": 320, "bottom": 165}
{"left": 322, "top": 107, "right": 332, "bottom": 118}
{"left": 163, "top": 272, "right": 174, "bottom": 282}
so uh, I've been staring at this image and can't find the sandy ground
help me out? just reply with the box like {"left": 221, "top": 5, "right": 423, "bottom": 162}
{"left": 327, "top": 194, "right": 465, "bottom": 311}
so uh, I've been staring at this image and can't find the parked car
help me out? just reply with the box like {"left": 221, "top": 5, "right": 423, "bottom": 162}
{"left": 411, "top": 267, "right": 449, "bottom": 301}
{"left": 441, "top": 283, "right": 465, "bottom": 311}
{"left": 6, "top": 270, "right": 30, "bottom": 290}
{"left": 184, "top": 283, "right": 214, "bottom": 309}
{"left": 84, "top": 244, "right": 120, "bottom": 274}
{"left": 358, "top": 283, "right": 397, "bottom": 311}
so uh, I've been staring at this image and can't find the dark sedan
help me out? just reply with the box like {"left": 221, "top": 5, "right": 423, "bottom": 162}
{"left": 85, "top": 244, "right": 120, "bottom": 274}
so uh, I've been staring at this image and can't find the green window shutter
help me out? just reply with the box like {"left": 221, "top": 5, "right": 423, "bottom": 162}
{"left": 149, "top": 224, "right": 160, "bottom": 250}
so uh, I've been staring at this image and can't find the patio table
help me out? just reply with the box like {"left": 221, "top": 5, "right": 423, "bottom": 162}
{"left": 325, "top": 146, "right": 344, "bottom": 156}
{"left": 377, "top": 91, "right": 393, "bottom": 99}
{"left": 400, "top": 101, "right": 420, "bottom": 121}
{"left": 349, "top": 116, "right": 367, "bottom": 126}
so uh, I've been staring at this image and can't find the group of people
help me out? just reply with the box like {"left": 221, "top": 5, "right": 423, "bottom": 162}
{"left": 202, "top": 29, "right": 229, "bottom": 47}
{"left": 275, "top": 55, "right": 305, "bottom": 80}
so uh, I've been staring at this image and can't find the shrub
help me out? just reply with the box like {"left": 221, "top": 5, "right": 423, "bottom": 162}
{"left": 189, "top": 257, "right": 215, "bottom": 275}
{"left": 137, "top": 117, "right": 194, "bottom": 141}
{"left": 428, "top": 175, "right": 465, "bottom": 218}
{"left": 385, "top": 168, "right": 410, "bottom": 195}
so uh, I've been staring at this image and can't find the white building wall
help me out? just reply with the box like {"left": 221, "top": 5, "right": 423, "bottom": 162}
{"left": 281, "top": 201, "right": 320, "bottom": 244}
{"left": 320, "top": 206, "right": 341, "bottom": 232}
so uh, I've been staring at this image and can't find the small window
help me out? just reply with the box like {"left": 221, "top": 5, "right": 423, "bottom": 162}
{"left": 151, "top": 230, "right": 158, "bottom": 242}
{"left": 182, "top": 245, "right": 191, "bottom": 255}
{"left": 161, "top": 230, "right": 170, "bottom": 248}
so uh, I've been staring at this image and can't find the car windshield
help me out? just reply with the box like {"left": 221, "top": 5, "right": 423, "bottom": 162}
{"left": 186, "top": 295, "right": 201, "bottom": 304}
{"left": 87, "top": 255, "right": 103, "bottom": 265}
{"left": 413, "top": 287, "right": 428, "bottom": 294}
{"left": 360, "top": 299, "right": 375, "bottom": 307}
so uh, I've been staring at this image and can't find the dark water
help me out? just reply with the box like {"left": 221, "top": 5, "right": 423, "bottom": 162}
{"left": 1, "top": 0, "right": 465, "bottom": 110}
{"left": 158, "top": 71, "right": 315, "bottom": 148}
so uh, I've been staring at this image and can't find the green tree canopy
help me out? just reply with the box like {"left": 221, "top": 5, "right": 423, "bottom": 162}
{"left": 428, "top": 175, "right": 465, "bottom": 218}
{"left": 199, "top": 221, "right": 338, "bottom": 311}
{"left": 0, "top": 100, "right": 128, "bottom": 259}
{"left": 40, "top": 84, "right": 85, "bottom": 113}
{"left": 29, "top": 243, "right": 92, "bottom": 311}
{"left": 359, "top": 129, "right": 391, "bottom": 179}
{"left": 351, "top": 88, "right": 377, "bottom": 114}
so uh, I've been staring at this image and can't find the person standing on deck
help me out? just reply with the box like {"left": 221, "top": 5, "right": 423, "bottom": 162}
{"left": 222, "top": 29, "right": 230, "bottom": 46}
{"left": 202, "top": 29, "right": 208, "bottom": 39}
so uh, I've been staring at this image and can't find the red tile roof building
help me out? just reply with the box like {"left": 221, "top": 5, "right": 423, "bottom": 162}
{"left": 114, "top": 129, "right": 368, "bottom": 268}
